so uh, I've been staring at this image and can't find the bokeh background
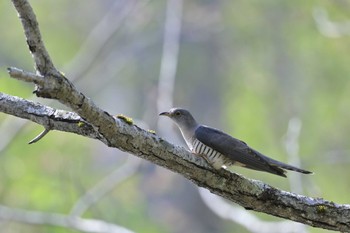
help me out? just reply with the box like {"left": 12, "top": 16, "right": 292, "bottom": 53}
{"left": 1, "top": 0, "right": 350, "bottom": 232}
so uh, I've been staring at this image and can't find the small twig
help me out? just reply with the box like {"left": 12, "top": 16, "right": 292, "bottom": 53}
{"left": 28, "top": 127, "right": 51, "bottom": 144}
{"left": 7, "top": 67, "right": 45, "bottom": 85}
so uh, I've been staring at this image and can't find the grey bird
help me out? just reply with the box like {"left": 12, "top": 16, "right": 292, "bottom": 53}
{"left": 159, "top": 108, "right": 312, "bottom": 177}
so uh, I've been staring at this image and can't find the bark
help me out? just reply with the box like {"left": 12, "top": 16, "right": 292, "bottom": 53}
{"left": 1, "top": 0, "right": 349, "bottom": 232}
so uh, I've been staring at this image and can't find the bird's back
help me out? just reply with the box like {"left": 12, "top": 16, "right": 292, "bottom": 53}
{"left": 194, "top": 125, "right": 311, "bottom": 177}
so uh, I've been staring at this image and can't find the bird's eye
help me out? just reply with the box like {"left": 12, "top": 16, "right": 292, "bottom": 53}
{"left": 175, "top": 111, "right": 181, "bottom": 116}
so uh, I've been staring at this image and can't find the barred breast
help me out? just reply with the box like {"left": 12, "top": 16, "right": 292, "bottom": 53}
{"left": 191, "top": 138, "right": 232, "bottom": 169}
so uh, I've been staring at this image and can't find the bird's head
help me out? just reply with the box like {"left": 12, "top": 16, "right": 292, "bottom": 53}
{"left": 159, "top": 108, "right": 198, "bottom": 129}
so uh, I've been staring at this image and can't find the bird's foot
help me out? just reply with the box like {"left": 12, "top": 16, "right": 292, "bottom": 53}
{"left": 191, "top": 152, "right": 214, "bottom": 168}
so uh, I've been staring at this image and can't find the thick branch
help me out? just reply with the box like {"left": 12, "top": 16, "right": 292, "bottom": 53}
{"left": 1, "top": 92, "right": 350, "bottom": 232}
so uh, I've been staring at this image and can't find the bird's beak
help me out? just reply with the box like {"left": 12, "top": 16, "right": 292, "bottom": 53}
{"left": 159, "top": 111, "right": 170, "bottom": 117}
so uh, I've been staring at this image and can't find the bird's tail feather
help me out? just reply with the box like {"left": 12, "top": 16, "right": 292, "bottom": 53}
{"left": 268, "top": 159, "right": 313, "bottom": 175}
{"left": 253, "top": 150, "right": 313, "bottom": 177}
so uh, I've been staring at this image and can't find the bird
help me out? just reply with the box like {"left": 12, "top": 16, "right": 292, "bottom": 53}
{"left": 159, "top": 108, "right": 312, "bottom": 177}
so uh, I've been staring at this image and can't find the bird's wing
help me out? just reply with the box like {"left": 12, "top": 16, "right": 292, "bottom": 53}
{"left": 195, "top": 125, "right": 286, "bottom": 176}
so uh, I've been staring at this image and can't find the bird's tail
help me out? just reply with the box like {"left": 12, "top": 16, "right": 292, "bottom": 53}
{"left": 253, "top": 149, "right": 313, "bottom": 177}
{"left": 268, "top": 159, "right": 313, "bottom": 175}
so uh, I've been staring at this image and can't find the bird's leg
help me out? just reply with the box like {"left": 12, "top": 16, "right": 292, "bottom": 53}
{"left": 191, "top": 152, "right": 223, "bottom": 170}
{"left": 191, "top": 152, "right": 210, "bottom": 165}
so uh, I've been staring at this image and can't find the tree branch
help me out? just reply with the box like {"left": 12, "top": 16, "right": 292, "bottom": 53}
{"left": 2, "top": 0, "right": 350, "bottom": 232}
{"left": 0, "top": 92, "right": 105, "bottom": 143}
{"left": 12, "top": 0, "right": 56, "bottom": 75}
{"left": 11, "top": 0, "right": 119, "bottom": 148}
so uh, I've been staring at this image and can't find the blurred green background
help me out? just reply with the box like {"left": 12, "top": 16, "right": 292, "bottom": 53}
{"left": 1, "top": 0, "right": 350, "bottom": 232}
